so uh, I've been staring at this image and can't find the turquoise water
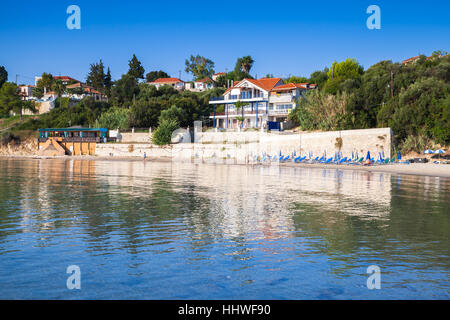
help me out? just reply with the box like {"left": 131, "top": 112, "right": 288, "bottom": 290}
{"left": 0, "top": 158, "right": 448, "bottom": 299}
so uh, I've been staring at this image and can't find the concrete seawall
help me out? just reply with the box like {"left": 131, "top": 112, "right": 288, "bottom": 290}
{"left": 96, "top": 128, "right": 393, "bottom": 163}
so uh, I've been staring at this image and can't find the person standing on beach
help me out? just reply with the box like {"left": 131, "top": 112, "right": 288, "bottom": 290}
{"left": 144, "top": 152, "right": 147, "bottom": 161}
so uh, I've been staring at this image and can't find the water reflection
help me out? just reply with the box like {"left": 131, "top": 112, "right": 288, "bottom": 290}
{"left": 0, "top": 158, "right": 448, "bottom": 299}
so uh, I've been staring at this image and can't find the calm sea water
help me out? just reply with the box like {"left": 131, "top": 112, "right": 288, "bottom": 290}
{"left": 0, "top": 158, "right": 448, "bottom": 299}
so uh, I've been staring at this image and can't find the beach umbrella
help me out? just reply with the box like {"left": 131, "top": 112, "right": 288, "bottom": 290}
{"left": 366, "top": 151, "right": 371, "bottom": 161}
{"left": 435, "top": 149, "right": 444, "bottom": 160}
{"left": 398, "top": 151, "right": 401, "bottom": 161}
{"left": 423, "top": 149, "right": 434, "bottom": 154}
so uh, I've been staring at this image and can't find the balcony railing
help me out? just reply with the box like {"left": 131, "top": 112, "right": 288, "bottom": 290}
{"left": 211, "top": 109, "right": 292, "bottom": 117}
{"left": 210, "top": 93, "right": 266, "bottom": 102}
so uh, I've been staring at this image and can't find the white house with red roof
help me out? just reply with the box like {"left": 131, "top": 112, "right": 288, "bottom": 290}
{"left": 148, "top": 77, "right": 185, "bottom": 90}
{"left": 209, "top": 77, "right": 316, "bottom": 129}
{"left": 212, "top": 72, "right": 226, "bottom": 81}
{"left": 65, "top": 82, "right": 108, "bottom": 101}
{"left": 193, "top": 78, "right": 215, "bottom": 91}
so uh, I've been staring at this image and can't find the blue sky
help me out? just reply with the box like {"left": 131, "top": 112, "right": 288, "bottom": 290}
{"left": 1, "top": 0, "right": 449, "bottom": 84}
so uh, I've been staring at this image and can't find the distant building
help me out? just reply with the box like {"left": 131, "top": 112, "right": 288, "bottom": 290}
{"left": 183, "top": 78, "right": 216, "bottom": 92}
{"left": 18, "top": 85, "right": 35, "bottom": 100}
{"left": 65, "top": 82, "right": 108, "bottom": 101}
{"left": 212, "top": 72, "right": 226, "bottom": 81}
{"left": 402, "top": 53, "right": 447, "bottom": 65}
{"left": 209, "top": 77, "right": 317, "bottom": 130}
{"left": 38, "top": 127, "right": 108, "bottom": 156}
{"left": 35, "top": 75, "right": 80, "bottom": 86}
{"left": 148, "top": 78, "right": 185, "bottom": 90}
{"left": 53, "top": 76, "right": 81, "bottom": 85}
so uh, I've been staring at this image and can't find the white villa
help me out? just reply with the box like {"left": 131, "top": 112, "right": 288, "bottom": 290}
{"left": 148, "top": 77, "right": 185, "bottom": 90}
{"left": 209, "top": 77, "right": 317, "bottom": 130}
{"left": 18, "top": 85, "right": 35, "bottom": 100}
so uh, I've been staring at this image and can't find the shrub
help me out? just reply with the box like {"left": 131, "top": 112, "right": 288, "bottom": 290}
{"left": 0, "top": 130, "right": 16, "bottom": 146}
{"left": 152, "top": 119, "right": 179, "bottom": 146}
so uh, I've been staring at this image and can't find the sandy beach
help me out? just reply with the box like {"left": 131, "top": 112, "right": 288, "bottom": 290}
{"left": 2, "top": 154, "right": 450, "bottom": 178}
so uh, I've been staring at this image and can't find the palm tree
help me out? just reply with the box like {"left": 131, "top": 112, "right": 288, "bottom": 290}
{"left": 237, "top": 56, "right": 254, "bottom": 74}
{"left": 234, "top": 100, "right": 247, "bottom": 129}
{"left": 11, "top": 100, "right": 37, "bottom": 121}
{"left": 51, "top": 80, "right": 66, "bottom": 107}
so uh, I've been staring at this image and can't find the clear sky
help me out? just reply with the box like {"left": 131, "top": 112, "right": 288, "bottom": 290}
{"left": 1, "top": 0, "right": 449, "bottom": 84}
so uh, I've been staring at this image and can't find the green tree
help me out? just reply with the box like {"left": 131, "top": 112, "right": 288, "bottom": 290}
{"left": 286, "top": 76, "right": 309, "bottom": 83}
{"left": 289, "top": 90, "right": 350, "bottom": 131}
{"left": 104, "top": 67, "right": 112, "bottom": 96}
{"left": 234, "top": 100, "right": 247, "bottom": 128}
{"left": 51, "top": 80, "right": 66, "bottom": 107}
{"left": 185, "top": 55, "right": 215, "bottom": 80}
{"left": 37, "top": 72, "right": 54, "bottom": 94}
{"left": 86, "top": 60, "right": 106, "bottom": 91}
{"left": 235, "top": 56, "right": 254, "bottom": 74}
{"left": 152, "top": 118, "right": 179, "bottom": 145}
{"left": 128, "top": 54, "right": 145, "bottom": 80}
{"left": 32, "top": 86, "right": 44, "bottom": 99}
{"left": 0, "top": 83, "right": 36, "bottom": 119}
{"left": 0, "top": 66, "right": 7, "bottom": 88}
{"left": 98, "top": 107, "right": 130, "bottom": 129}
{"left": 146, "top": 70, "right": 170, "bottom": 83}
{"left": 309, "top": 68, "right": 329, "bottom": 88}
{"left": 0, "top": 82, "right": 21, "bottom": 115}
{"left": 129, "top": 98, "right": 169, "bottom": 128}
{"left": 110, "top": 74, "right": 140, "bottom": 107}
{"left": 328, "top": 58, "right": 364, "bottom": 81}
{"left": 159, "top": 104, "right": 188, "bottom": 127}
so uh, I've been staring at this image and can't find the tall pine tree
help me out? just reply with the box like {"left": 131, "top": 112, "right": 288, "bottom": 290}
{"left": 127, "top": 54, "right": 145, "bottom": 80}
{"left": 86, "top": 60, "right": 105, "bottom": 90}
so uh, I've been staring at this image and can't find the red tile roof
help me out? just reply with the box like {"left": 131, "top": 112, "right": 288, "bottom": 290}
{"left": 402, "top": 56, "right": 420, "bottom": 65}
{"left": 150, "top": 77, "right": 184, "bottom": 84}
{"left": 224, "top": 78, "right": 283, "bottom": 95}
{"left": 195, "top": 77, "right": 214, "bottom": 83}
{"left": 271, "top": 83, "right": 317, "bottom": 91}
{"left": 54, "top": 76, "right": 80, "bottom": 83}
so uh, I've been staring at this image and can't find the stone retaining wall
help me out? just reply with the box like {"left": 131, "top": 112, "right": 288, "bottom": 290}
{"left": 96, "top": 128, "right": 393, "bottom": 162}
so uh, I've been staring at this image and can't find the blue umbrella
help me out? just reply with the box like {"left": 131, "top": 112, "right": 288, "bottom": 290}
{"left": 423, "top": 149, "right": 434, "bottom": 154}
{"left": 398, "top": 151, "right": 401, "bottom": 160}
{"left": 366, "top": 151, "right": 371, "bottom": 161}
{"left": 435, "top": 149, "right": 444, "bottom": 159}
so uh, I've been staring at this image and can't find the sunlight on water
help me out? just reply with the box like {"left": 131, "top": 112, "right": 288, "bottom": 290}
{"left": 0, "top": 158, "right": 448, "bottom": 299}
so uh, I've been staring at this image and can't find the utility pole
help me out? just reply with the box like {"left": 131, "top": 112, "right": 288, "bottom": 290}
{"left": 179, "top": 70, "right": 181, "bottom": 80}
{"left": 15, "top": 74, "right": 18, "bottom": 84}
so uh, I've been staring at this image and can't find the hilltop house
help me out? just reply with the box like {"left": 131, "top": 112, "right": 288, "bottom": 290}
{"left": 148, "top": 78, "right": 185, "bottom": 90}
{"left": 18, "top": 85, "right": 35, "bottom": 100}
{"left": 65, "top": 82, "right": 108, "bottom": 101}
{"left": 212, "top": 72, "right": 226, "bottom": 81}
{"left": 209, "top": 77, "right": 316, "bottom": 130}
{"left": 402, "top": 53, "right": 448, "bottom": 65}
{"left": 184, "top": 78, "right": 216, "bottom": 92}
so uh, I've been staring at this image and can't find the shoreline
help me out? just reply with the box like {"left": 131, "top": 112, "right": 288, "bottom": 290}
{"left": 2, "top": 154, "right": 450, "bottom": 178}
